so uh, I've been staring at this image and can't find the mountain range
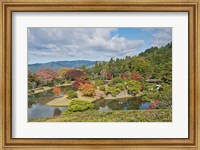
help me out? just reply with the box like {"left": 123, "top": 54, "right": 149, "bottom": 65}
{"left": 28, "top": 60, "right": 98, "bottom": 72}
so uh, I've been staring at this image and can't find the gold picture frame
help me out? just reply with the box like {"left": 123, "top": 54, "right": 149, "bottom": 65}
{"left": 0, "top": 0, "right": 199, "bottom": 149}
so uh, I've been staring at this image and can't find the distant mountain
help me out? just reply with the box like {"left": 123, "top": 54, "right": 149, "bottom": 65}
{"left": 28, "top": 60, "right": 98, "bottom": 72}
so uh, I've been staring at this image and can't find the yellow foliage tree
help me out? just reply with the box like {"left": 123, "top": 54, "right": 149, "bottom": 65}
{"left": 58, "top": 68, "right": 70, "bottom": 79}
{"left": 79, "top": 83, "right": 95, "bottom": 97}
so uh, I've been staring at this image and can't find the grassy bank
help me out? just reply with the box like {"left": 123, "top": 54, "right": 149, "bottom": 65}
{"left": 30, "top": 109, "right": 172, "bottom": 122}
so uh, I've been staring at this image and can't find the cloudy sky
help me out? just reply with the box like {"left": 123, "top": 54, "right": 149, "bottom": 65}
{"left": 28, "top": 27, "right": 172, "bottom": 64}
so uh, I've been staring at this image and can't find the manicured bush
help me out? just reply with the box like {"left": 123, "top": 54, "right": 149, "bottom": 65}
{"left": 116, "top": 83, "right": 126, "bottom": 91}
{"left": 67, "top": 99, "right": 94, "bottom": 112}
{"left": 67, "top": 90, "right": 78, "bottom": 99}
{"left": 109, "top": 77, "right": 124, "bottom": 86}
{"left": 95, "top": 79, "right": 104, "bottom": 86}
{"left": 107, "top": 86, "right": 120, "bottom": 97}
{"left": 99, "top": 85, "right": 106, "bottom": 91}
{"left": 126, "top": 80, "right": 141, "bottom": 95}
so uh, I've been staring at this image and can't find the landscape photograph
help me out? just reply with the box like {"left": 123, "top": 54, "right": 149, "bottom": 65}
{"left": 28, "top": 27, "right": 172, "bottom": 122}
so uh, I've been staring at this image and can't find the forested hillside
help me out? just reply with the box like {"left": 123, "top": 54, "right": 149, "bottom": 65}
{"left": 85, "top": 42, "right": 172, "bottom": 83}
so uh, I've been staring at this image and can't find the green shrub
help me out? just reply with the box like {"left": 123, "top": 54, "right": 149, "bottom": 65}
{"left": 109, "top": 77, "right": 123, "bottom": 86}
{"left": 95, "top": 79, "right": 104, "bottom": 86}
{"left": 99, "top": 85, "right": 106, "bottom": 91}
{"left": 107, "top": 86, "right": 120, "bottom": 97}
{"left": 67, "top": 90, "right": 78, "bottom": 99}
{"left": 126, "top": 80, "right": 141, "bottom": 95}
{"left": 116, "top": 83, "right": 126, "bottom": 91}
{"left": 67, "top": 99, "right": 94, "bottom": 112}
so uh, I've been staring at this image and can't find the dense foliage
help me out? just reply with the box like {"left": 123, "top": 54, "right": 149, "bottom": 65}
{"left": 85, "top": 42, "right": 172, "bottom": 82}
{"left": 79, "top": 83, "right": 96, "bottom": 97}
{"left": 66, "top": 99, "right": 94, "bottom": 112}
{"left": 65, "top": 69, "right": 88, "bottom": 81}
{"left": 67, "top": 90, "right": 78, "bottom": 99}
{"left": 36, "top": 68, "right": 58, "bottom": 83}
{"left": 58, "top": 67, "right": 70, "bottom": 79}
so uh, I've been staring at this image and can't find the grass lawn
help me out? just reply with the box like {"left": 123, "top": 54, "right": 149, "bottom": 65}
{"left": 30, "top": 109, "right": 172, "bottom": 122}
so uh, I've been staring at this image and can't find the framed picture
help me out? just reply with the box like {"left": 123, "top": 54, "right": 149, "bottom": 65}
{"left": 0, "top": 0, "right": 199, "bottom": 149}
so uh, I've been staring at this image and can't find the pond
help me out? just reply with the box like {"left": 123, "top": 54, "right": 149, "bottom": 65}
{"left": 28, "top": 86, "right": 151, "bottom": 119}
{"left": 93, "top": 97, "right": 150, "bottom": 111}
{"left": 28, "top": 85, "right": 74, "bottom": 119}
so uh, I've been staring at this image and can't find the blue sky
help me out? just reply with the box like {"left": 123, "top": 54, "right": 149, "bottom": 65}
{"left": 28, "top": 27, "right": 172, "bottom": 64}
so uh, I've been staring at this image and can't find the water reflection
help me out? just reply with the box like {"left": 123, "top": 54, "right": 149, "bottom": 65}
{"left": 28, "top": 86, "right": 151, "bottom": 119}
{"left": 54, "top": 108, "right": 62, "bottom": 116}
{"left": 94, "top": 97, "right": 150, "bottom": 111}
{"left": 99, "top": 105, "right": 110, "bottom": 111}
{"left": 28, "top": 86, "right": 73, "bottom": 119}
{"left": 139, "top": 102, "right": 150, "bottom": 110}
{"left": 28, "top": 103, "right": 66, "bottom": 119}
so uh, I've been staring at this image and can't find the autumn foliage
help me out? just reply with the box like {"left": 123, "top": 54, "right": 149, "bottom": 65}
{"left": 53, "top": 86, "right": 61, "bottom": 95}
{"left": 79, "top": 83, "right": 96, "bottom": 97}
{"left": 36, "top": 68, "right": 58, "bottom": 82}
{"left": 72, "top": 78, "right": 91, "bottom": 89}
{"left": 58, "top": 67, "right": 70, "bottom": 79}
{"left": 120, "top": 72, "right": 129, "bottom": 79}
{"left": 65, "top": 69, "right": 88, "bottom": 80}
{"left": 107, "top": 72, "right": 113, "bottom": 80}
{"left": 131, "top": 71, "right": 142, "bottom": 81}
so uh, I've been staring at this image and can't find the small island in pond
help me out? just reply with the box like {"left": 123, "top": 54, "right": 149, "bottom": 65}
{"left": 28, "top": 27, "right": 172, "bottom": 122}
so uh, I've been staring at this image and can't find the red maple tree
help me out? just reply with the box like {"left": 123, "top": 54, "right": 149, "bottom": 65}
{"left": 72, "top": 78, "right": 91, "bottom": 89}
{"left": 65, "top": 69, "right": 88, "bottom": 80}
{"left": 107, "top": 72, "right": 113, "bottom": 80}
{"left": 36, "top": 68, "right": 58, "bottom": 82}
{"left": 131, "top": 71, "right": 142, "bottom": 81}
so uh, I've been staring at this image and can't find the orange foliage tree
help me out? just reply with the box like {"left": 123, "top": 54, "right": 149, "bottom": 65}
{"left": 79, "top": 83, "right": 95, "bottom": 97}
{"left": 58, "top": 68, "right": 70, "bottom": 79}
{"left": 53, "top": 86, "right": 61, "bottom": 95}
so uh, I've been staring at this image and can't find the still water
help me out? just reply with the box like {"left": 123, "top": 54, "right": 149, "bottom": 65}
{"left": 28, "top": 86, "right": 73, "bottom": 119}
{"left": 28, "top": 104, "right": 66, "bottom": 119}
{"left": 28, "top": 86, "right": 150, "bottom": 119}
{"left": 93, "top": 97, "right": 150, "bottom": 111}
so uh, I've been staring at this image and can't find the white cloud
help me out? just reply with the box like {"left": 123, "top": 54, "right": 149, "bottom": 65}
{"left": 28, "top": 28, "right": 144, "bottom": 63}
{"left": 151, "top": 28, "right": 172, "bottom": 47}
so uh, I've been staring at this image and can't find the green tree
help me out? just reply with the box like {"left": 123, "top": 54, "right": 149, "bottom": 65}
{"left": 67, "top": 99, "right": 94, "bottom": 112}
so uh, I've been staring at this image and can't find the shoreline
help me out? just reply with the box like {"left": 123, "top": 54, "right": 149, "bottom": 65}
{"left": 28, "top": 83, "right": 71, "bottom": 95}
{"left": 46, "top": 94, "right": 142, "bottom": 107}
{"left": 104, "top": 95, "right": 134, "bottom": 100}
{"left": 47, "top": 92, "right": 99, "bottom": 107}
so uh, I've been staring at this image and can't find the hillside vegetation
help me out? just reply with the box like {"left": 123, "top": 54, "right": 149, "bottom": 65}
{"left": 28, "top": 43, "right": 172, "bottom": 122}
{"left": 85, "top": 42, "right": 172, "bottom": 83}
